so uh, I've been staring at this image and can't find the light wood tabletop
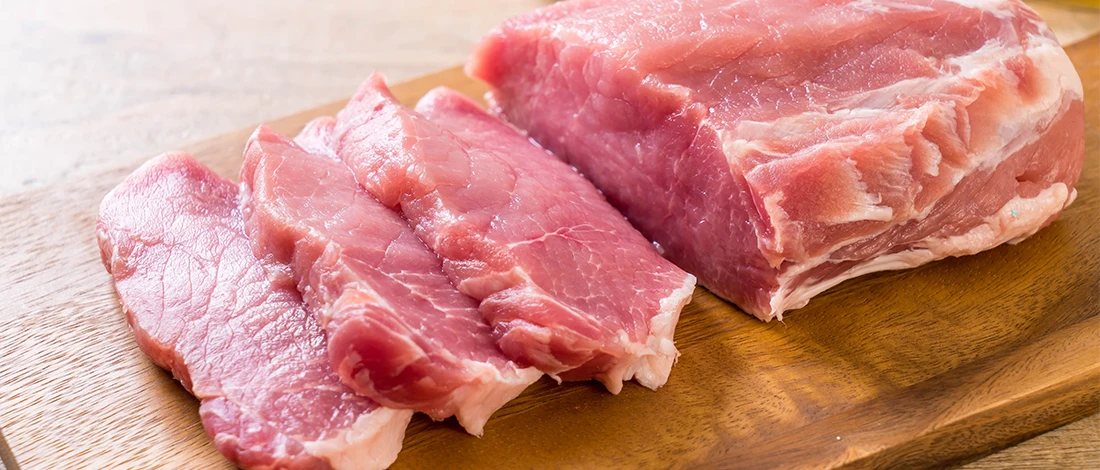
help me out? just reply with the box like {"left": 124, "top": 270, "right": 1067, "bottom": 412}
{"left": 0, "top": 1, "right": 1097, "bottom": 469}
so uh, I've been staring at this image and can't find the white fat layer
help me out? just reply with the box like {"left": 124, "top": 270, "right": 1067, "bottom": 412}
{"left": 457, "top": 265, "right": 533, "bottom": 300}
{"left": 303, "top": 408, "right": 413, "bottom": 470}
{"left": 338, "top": 285, "right": 539, "bottom": 436}
{"left": 760, "top": 191, "right": 792, "bottom": 265}
{"left": 940, "top": 0, "right": 1011, "bottom": 12}
{"left": 836, "top": 159, "right": 895, "bottom": 224}
{"left": 598, "top": 274, "right": 696, "bottom": 393}
{"left": 930, "top": 183, "right": 1070, "bottom": 251}
{"left": 726, "top": 108, "right": 889, "bottom": 144}
{"left": 495, "top": 315, "right": 565, "bottom": 383}
{"left": 762, "top": 249, "right": 938, "bottom": 321}
{"left": 725, "top": 34, "right": 1072, "bottom": 148}
{"left": 852, "top": 0, "right": 935, "bottom": 14}
{"left": 969, "top": 41, "right": 1082, "bottom": 173}
{"left": 447, "top": 361, "right": 542, "bottom": 436}
{"left": 722, "top": 20, "right": 1077, "bottom": 276}
{"left": 763, "top": 183, "right": 1072, "bottom": 320}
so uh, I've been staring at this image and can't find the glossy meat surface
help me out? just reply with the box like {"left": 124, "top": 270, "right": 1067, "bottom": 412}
{"left": 469, "top": 0, "right": 1085, "bottom": 319}
{"left": 240, "top": 126, "right": 539, "bottom": 435}
{"left": 97, "top": 153, "right": 412, "bottom": 469}
{"left": 334, "top": 76, "right": 695, "bottom": 393}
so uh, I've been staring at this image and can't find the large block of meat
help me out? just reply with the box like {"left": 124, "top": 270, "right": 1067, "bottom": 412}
{"left": 333, "top": 74, "right": 696, "bottom": 393}
{"left": 468, "top": 0, "right": 1085, "bottom": 320}
{"left": 240, "top": 125, "right": 540, "bottom": 435}
{"left": 97, "top": 153, "right": 412, "bottom": 469}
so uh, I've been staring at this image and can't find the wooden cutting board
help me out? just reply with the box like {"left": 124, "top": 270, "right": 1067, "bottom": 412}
{"left": 1, "top": 33, "right": 1097, "bottom": 470}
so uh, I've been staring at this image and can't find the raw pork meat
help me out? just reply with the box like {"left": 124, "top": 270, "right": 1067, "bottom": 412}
{"left": 240, "top": 125, "right": 540, "bottom": 435}
{"left": 97, "top": 153, "right": 412, "bottom": 469}
{"left": 468, "top": 0, "right": 1085, "bottom": 320}
{"left": 295, "top": 116, "right": 338, "bottom": 160}
{"left": 333, "top": 75, "right": 696, "bottom": 393}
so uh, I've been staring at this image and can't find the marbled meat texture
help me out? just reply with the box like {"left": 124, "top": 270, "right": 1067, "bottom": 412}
{"left": 468, "top": 0, "right": 1085, "bottom": 320}
{"left": 239, "top": 125, "right": 540, "bottom": 436}
{"left": 333, "top": 75, "right": 696, "bottom": 393}
{"left": 97, "top": 153, "right": 412, "bottom": 470}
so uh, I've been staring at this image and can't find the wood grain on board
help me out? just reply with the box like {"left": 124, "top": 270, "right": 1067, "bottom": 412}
{"left": 1, "top": 14, "right": 1098, "bottom": 470}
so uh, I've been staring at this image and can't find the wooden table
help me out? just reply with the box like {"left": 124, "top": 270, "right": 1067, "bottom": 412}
{"left": 0, "top": 1, "right": 1097, "bottom": 468}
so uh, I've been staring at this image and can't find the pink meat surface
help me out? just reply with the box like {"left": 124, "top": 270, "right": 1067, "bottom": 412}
{"left": 239, "top": 125, "right": 540, "bottom": 435}
{"left": 333, "top": 75, "right": 696, "bottom": 393}
{"left": 294, "top": 116, "right": 338, "bottom": 160}
{"left": 468, "top": 0, "right": 1085, "bottom": 320}
{"left": 97, "top": 153, "right": 412, "bottom": 470}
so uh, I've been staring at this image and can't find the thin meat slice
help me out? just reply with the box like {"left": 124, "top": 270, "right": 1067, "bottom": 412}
{"left": 294, "top": 116, "right": 338, "bottom": 160}
{"left": 468, "top": 0, "right": 1085, "bottom": 320}
{"left": 97, "top": 153, "right": 412, "bottom": 470}
{"left": 240, "top": 125, "right": 540, "bottom": 435}
{"left": 333, "top": 75, "right": 696, "bottom": 394}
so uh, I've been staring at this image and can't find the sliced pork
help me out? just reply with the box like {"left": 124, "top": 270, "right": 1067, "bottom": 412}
{"left": 333, "top": 75, "right": 696, "bottom": 393}
{"left": 97, "top": 153, "right": 412, "bottom": 470}
{"left": 294, "top": 116, "right": 338, "bottom": 160}
{"left": 468, "top": 0, "right": 1086, "bottom": 320}
{"left": 239, "top": 125, "right": 541, "bottom": 435}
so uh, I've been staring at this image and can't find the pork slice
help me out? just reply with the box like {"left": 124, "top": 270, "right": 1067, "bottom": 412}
{"left": 294, "top": 116, "right": 338, "bottom": 160}
{"left": 239, "top": 125, "right": 540, "bottom": 435}
{"left": 331, "top": 75, "right": 695, "bottom": 394}
{"left": 468, "top": 0, "right": 1085, "bottom": 320}
{"left": 97, "top": 153, "right": 412, "bottom": 470}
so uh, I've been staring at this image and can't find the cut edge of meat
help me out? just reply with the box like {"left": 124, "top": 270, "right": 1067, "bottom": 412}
{"left": 97, "top": 152, "right": 414, "bottom": 470}
{"left": 467, "top": 0, "right": 1085, "bottom": 322}
{"left": 443, "top": 358, "right": 545, "bottom": 433}
{"left": 757, "top": 29, "right": 1084, "bottom": 319}
{"left": 336, "top": 74, "right": 697, "bottom": 394}
{"left": 412, "top": 85, "right": 698, "bottom": 392}
{"left": 769, "top": 182, "right": 1075, "bottom": 316}
{"left": 617, "top": 273, "right": 695, "bottom": 390}
{"left": 241, "top": 125, "right": 542, "bottom": 436}
{"left": 302, "top": 407, "right": 413, "bottom": 470}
